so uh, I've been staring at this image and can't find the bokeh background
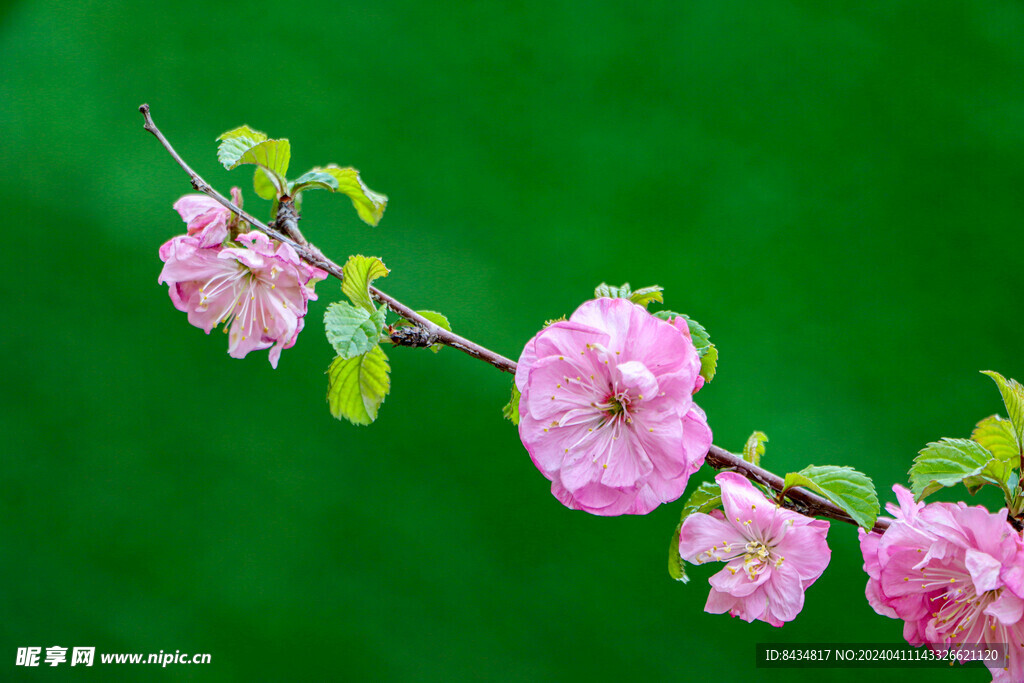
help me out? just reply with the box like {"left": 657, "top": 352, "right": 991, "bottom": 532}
{"left": 2, "top": 1, "right": 1023, "bottom": 680}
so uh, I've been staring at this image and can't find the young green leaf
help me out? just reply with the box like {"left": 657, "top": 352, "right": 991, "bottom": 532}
{"left": 290, "top": 170, "right": 341, "bottom": 194}
{"left": 909, "top": 438, "right": 994, "bottom": 501}
{"left": 781, "top": 465, "right": 878, "bottom": 529}
{"left": 216, "top": 125, "right": 291, "bottom": 180}
{"left": 324, "top": 302, "right": 387, "bottom": 360}
{"left": 326, "top": 345, "right": 391, "bottom": 425}
{"left": 628, "top": 285, "right": 664, "bottom": 308}
{"left": 594, "top": 282, "right": 631, "bottom": 299}
{"left": 314, "top": 165, "right": 388, "bottom": 226}
{"left": 699, "top": 346, "right": 718, "bottom": 384}
{"left": 669, "top": 481, "right": 723, "bottom": 583}
{"left": 742, "top": 431, "right": 769, "bottom": 466}
{"left": 964, "top": 415, "right": 1021, "bottom": 497}
{"left": 982, "top": 371, "right": 1024, "bottom": 447}
{"left": 668, "top": 527, "right": 687, "bottom": 583}
{"left": 253, "top": 167, "right": 278, "bottom": 201}
{"left": 972, "top": 414, "right": 1020, "bottom": 466}
{"left": 341, "top": 255, "right": 390, "bottom": 313}
{"left": 503, "top": 384, "right": 521, "bottom": 425}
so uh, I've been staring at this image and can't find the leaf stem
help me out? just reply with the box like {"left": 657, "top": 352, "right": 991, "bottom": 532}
{"left": 140, "top": 104, "right": 890, "bottom": 534}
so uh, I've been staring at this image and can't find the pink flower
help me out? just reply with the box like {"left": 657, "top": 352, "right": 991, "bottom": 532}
{"left": 859, "top": 486, "right": 1024, "bottom": 681}
{"left": 515, "top": 297, "right": 711, "bottom": 515}
{"left": 172, "top": 188, "right": 242, "bottom": 247}
{"left": 158, "top": 230, "right": 326, "bottom": 368}
{"left": 678, "top": 472, "right": 831, "bottom": 626}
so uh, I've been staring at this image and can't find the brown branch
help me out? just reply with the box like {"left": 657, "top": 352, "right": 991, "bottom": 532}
{"left": 140, "top": 104, "right": 517, "bottom": 374}
{"left": 706, "top": 445, "right": 890, "bottom": 533}
{"left": 140, "top": 103, "right": 891, "bottom": 534}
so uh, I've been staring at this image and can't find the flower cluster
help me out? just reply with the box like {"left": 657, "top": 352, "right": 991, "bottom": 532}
{"left": 678, "top": 472, "right": 831, "bottom": 626}
{"left": 158, "top": 192, "right": 326, "bottom": 368}
{"left": 859, "top": 486, "right": 1024, "bottom": 682}
{"left": 515, "top": 298, "right": 711, "bottom": 515}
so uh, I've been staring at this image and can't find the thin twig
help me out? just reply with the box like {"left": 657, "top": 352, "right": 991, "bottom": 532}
{"left": 140, "top": 104, "right": 517, "bottom": 373}
{"left": 140, "top": 103, "right": 891, "bottom": 533}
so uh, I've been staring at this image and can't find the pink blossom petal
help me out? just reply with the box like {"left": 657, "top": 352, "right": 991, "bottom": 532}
{"left": 965, "top": 547, "right": 1003, "bottom": 593}
{"left": 709, "top": 559, "right": 770, "bottom": 597}
{"left": 761, "top": 566, "right": 806, "bottom": 624}
{"left": 772, "top": 519, "right": 831, "bottom": 585}
{"left": 679, "top": 511, "right": 747, "bottom": 564}
{"left": 173, "top": 195, "right": 223, "bottom": 223}
{"left": 986, "top": 591, "right": 1024, "bottom": 626}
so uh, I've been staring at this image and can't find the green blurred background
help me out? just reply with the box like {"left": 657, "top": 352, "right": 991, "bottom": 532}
{"left": 2, "top": 0, "right": 1022, "bottom": 680}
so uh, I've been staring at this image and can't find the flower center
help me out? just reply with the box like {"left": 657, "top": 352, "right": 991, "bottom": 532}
{"left": 922, "top": 566, "right": 999, "bottom": 639}
{"left": 743, "top": 540, "right": 772, "bottom": 579}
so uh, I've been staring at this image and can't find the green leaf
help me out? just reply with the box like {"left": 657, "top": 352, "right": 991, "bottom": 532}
{"left": 669, "top": 481, "right": 723, "bottom": 583}
{"left": 595, "top": 282, "right": 631, "bottom": 299}
{"left": 290, "top": 170, "right": 341, "bottom": 194}
{"left": 965, "top": 415, "right": 1021, "bottom": 495}
{"left": 341, "top": 255, "right": 390, "bottom": 313}
{"left": 668, "top": 527, "right": 687, "bottom": 582}
{"left": 253, "top": 167, "right": 278, "bottom": 201}
{"left": 681, "top": 481, "right": 723, "bottom": 517}
{"left": 699, "top": 346, "right": 718, "bottom": 384}
{"left": 503, "top": 384, "right": 521, "bottom": 425}
{"left": 982, "top": 371, "right": 1024, "bottom": 447}
{"left": 324, "top": 302, "right": 387, "bottom": 360}
{"left": 218, "top": 125, "right": 266, "bottom": 143}
{"left": 629, "top": 285, "right": 663, "bottom": 308}
{"left": 653, "top": 311, "right": 717, "bottom": 383}
{"left": 972, "top": 414, "right": 1020, "bottom": 467}
{"left": 909, "top": 438, "right": 995, "bottom": 501}
{"left": 326, "top": 345, "right": 391, "bottom": 425}
{"left": 315, "top": 165, "right": 388, "bottom": 226}
{"left": 742, "top": 431, "right": 769, "bottom": 466}
{"left": 782, "top": 465, "right": 879, "bottom": 529}
{"left": 216, "top": 125, "right": 291, "bottom": 180}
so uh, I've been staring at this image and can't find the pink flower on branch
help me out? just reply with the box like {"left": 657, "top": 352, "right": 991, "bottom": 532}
{"left": 516, "top": 298, "right": 711, "bottom": 515}
{"left": 859, "top": 486, "right": 1024, "bottom": 682}
{"left": 678, "top": 472, "right": 831, "bottom": 626}
{"left": 158, "top": 229, "right": 326, "bottom": 368}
